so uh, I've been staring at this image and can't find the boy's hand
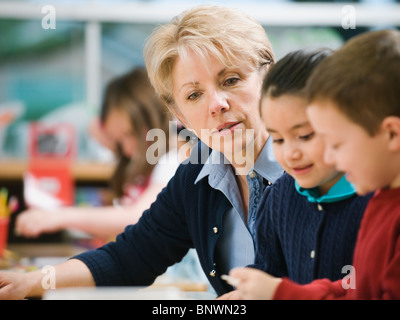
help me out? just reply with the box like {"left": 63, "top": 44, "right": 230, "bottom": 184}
{"left": 229, "top": 267, "right": 282, "bottom": 300}
{"left": 217, "top": 289, "right": 243, "bottom": 300}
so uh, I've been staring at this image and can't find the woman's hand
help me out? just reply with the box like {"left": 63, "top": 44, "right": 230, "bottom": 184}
{"left": 0, "top": 271, "right": 39, "bottom": 300}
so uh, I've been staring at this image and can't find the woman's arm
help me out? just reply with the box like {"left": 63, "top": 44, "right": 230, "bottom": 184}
{"left": 0, "top": 259, "right": 94, "bottom": 300}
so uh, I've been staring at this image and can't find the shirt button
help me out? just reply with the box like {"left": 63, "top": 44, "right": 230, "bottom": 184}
{"left": 317, "top": 204, "right": 323, "bottom": 211}
{"left": 210, "top": 270, "right": 216, "bottom": 277}
{"left": 213, "top": 227, "right": 218, "bottom": 234}
{"left": 310, "top": 250, "right": 315, "bottom": 259}
{"left": 248, "top": 170, "right": 256, "bottom": 178}
{"left": 267, "top": 180, "right": 272, "bottom": 186}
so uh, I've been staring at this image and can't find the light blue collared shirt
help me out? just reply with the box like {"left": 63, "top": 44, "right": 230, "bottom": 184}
{"left": 194, "top": 137, "right": 283, "bottom": 275}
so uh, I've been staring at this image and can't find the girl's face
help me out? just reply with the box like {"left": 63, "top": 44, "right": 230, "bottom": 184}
{"left": 172, "top": 51, "right": 268, "bottom": 163}
{"left": 103, "top": 108, "right": 139, "bottom": 158}
{"left": 261, "top": 94, "right": 341, "bottom": 194}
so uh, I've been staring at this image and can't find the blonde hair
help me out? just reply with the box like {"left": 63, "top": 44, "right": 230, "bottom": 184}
{"left": 144, "top": 5, "right": 274, "bottom": 109}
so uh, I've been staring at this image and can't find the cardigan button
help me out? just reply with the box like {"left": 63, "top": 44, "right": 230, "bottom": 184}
{"left": 213, "top": 227, "right": 218, "bottom": 234}
{"left": 248, "top": 170, "right": 256, "bottom": 179}
{"left": 317, "top": 204, "right": 323, "bottom": 211}
{"left": 210, "top": 270, "right": 216, "bottom": 277}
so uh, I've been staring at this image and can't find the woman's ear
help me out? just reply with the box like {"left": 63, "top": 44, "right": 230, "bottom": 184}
{"left": 382, "top": 116, "right": 400, "bottom": 152}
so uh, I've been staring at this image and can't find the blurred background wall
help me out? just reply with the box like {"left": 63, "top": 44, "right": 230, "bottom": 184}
{"left": 0, "top": 0, "right": 398, "bottom": 162}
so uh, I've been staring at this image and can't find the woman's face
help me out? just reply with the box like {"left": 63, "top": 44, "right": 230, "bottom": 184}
{"left": 103, "top": 108, "right": 139, "bottom": 158}
{"left": 171, "top": 51, "right": 268, "bottom": 161}
{"left": 261, "top": 94, "right": 341, "bottom": 194}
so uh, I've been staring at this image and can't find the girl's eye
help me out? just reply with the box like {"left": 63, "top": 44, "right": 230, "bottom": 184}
{"left": 299, "top": 132, "right": 315, "bottom": 141}
{"left": 224, "top": 77, "right": 239, "bottom": 86}
{"left": 272, "top": 138, "right": 284, "bottom": 144}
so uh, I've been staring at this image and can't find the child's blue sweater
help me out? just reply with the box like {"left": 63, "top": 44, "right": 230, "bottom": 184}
{"left": 253, "top": 173, "right": 372, "bottom": 284}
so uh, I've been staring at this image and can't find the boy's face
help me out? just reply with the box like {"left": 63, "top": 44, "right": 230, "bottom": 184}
{"left": 261, "top": 94, "right": 341, "bottom": 194}
{"left": 307, "top": 100, "right": 394, "bottom": 195}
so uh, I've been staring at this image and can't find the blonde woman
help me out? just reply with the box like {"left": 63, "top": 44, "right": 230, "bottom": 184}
{"left": 0, "top": 5, "right": 283, "bottom": 299}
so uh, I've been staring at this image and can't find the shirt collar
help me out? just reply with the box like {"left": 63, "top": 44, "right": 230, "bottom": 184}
{"left": 195, "top": 136, "right": 283, "bottom": 185}
{"left": 253, "top": 136, "right": 284, "bottom": 183}
{"left": 294, "top": 174, "right": 356, "bottom": 203}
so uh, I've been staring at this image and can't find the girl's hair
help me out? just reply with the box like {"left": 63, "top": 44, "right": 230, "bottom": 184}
{"left": 307, "top": 29, "right": 400, "bottom": 136}
{"left": 144, "top": 5, "right": 274, "bottom": 110}
{"left": 101, "top": 67, "right": 170, "bottom": 197}
{"left": 262, "top": 48, "right": 333, "bottom": 99}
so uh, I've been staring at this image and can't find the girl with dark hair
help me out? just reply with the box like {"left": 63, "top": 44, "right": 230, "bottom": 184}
{"left": 221, "top": 49, "right": 372, "bottom": 299}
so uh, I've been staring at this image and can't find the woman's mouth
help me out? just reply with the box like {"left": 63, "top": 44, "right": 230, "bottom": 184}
{"left": 291, "top": 164, "right": 313, "bottom": 175}
{"left": 212, "top": 122, "right": 241, "bottom": 136}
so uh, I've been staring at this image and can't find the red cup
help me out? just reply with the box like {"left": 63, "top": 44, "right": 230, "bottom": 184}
{"left": 0, "top": 217, "right": 9, "bottom": 258}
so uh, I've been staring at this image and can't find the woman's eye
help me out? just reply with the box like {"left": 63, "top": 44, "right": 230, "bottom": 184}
{"left": 299, "top": 132, "right": 315, "bottom": 141}
{"left": 187, "top": 92, "right": 201, "bottom": 101}
{"left": 224, "top": 77, "right": 239, "bottom": 86}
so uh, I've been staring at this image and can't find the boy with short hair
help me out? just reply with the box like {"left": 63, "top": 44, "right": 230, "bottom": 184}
{"left": 228, "top": 29, "right": 400, "bottom": 300}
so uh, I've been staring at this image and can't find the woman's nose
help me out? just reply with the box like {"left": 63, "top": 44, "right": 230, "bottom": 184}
{"left": 208, "top": 90, "right": 229, "bottom": 116}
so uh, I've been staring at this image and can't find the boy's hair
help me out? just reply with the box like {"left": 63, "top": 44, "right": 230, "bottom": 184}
{"left": 144, "top": 5, "right": 274, "bottom": 110}
{"left": 307, "top": 29, "right": 400, "bottom": 136}
{"left": 262, "top": 48, "right": 332, "bottom": 98}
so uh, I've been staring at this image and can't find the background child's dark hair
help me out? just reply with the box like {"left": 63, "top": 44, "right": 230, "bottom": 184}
{"left": 101, "top": 67, "right": 170, "bottom": 197}
{"left": 307, "top": 29, "right": 400, "bottom": 136}
{"left": 262, "top": 48, "right": 333, "bottom": 98}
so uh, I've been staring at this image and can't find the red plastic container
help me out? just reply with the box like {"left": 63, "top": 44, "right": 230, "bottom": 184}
{"left": 0, "top": 217, "right": 9, "bottom": 258}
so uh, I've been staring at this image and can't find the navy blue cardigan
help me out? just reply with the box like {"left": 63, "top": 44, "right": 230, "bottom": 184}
{"left": 253, "top": 173, "right": 372, "bottom": 284}
{"left": 74, "top": 142, "right": 275, "bottom": 296}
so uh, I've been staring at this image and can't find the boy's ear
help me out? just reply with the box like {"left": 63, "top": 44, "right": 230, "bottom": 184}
{"left": 382, "top": 116, "right": 400, "bottom": 152}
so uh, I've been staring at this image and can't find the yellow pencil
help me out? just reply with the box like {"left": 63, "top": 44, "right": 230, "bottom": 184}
{"left": 0, "top": 188, "right": 8, "bottom": 218}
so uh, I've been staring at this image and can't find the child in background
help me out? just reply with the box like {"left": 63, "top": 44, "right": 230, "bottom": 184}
{"left": 228, "top": 29, "right": 400, "bottom": 300}
{"left": 16, "top": 66, "right": 206, "bottom": 288}
{"left": 16, "top": 67, "right": 175, "bottom": 239}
